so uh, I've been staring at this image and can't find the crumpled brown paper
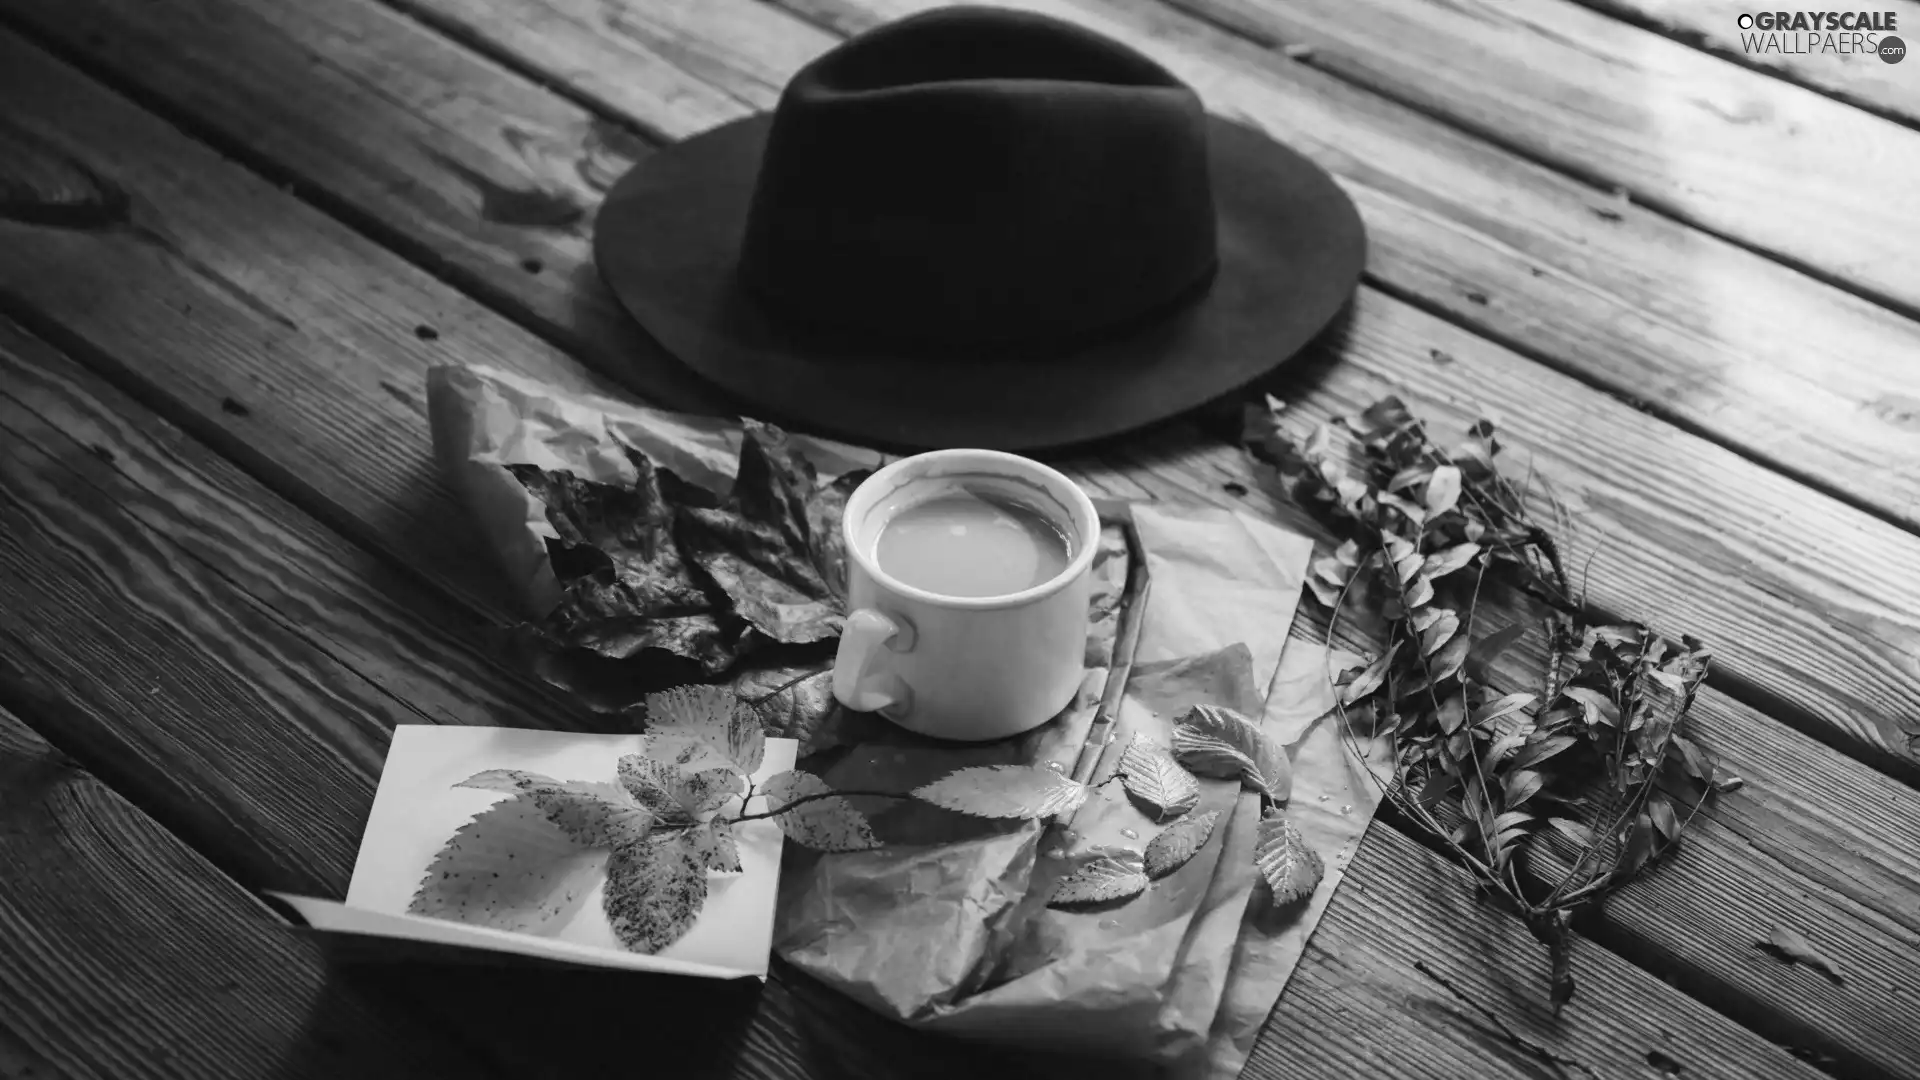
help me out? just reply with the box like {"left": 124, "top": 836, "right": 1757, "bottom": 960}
{"left": 427, "top": 363, "right": 1390, "bottom": 1079}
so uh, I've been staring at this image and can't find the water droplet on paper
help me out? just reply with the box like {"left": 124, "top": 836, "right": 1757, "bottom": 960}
{"left": 1046, "top": 760, "right": 1066, "bottom": 772}
{"left": 1120, "top": 827, "right": 1139, "bottom": 840}
{"left": 1098, "top": 918, "right": 1120, "bottom": 930}
{"left": 1317, "top": 793, "right": 1330, "bottom": 802}
{"left": 1340, "top": 805, "right": 1352, "bottom": 815}
{"left": 1061, "top": 830, "right": 1080, "bottom": 844}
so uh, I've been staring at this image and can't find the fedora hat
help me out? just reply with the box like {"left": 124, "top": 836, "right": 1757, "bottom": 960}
{"left": 593, "top": 5, "right": 1364, "bottom": 451}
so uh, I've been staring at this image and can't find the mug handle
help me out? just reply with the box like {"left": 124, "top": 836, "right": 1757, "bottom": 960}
{"left": 833, "top": 609, "right": 915, "bottom": 716}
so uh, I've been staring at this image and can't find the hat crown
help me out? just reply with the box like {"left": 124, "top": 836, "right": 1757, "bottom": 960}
{"left": 737, "top": 7, "right": 1219, "bottom": 349}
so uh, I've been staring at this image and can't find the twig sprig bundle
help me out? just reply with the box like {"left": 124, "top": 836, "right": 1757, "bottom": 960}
{"left": 1246, "top": 395, "right": 1736, "bottom": 1010}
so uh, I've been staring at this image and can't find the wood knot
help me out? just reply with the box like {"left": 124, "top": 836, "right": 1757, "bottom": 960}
{"left": 0, "top": 121, "right": 130, "bottom": 230}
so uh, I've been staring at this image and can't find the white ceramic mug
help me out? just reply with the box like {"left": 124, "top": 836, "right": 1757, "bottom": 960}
{"left": 832, "top": 449, "right": 1099, "bottom": 742}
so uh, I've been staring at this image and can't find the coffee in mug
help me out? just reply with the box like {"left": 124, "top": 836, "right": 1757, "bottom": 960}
{"left": 833, "top": 450, "right": 1098, "bottom": 741}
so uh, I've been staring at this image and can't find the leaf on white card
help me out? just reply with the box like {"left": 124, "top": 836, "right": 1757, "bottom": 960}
{"left": 617, "top": 753, "right": 743, "bottom": 822}
{"left": 763, "top": 770, "right": 880, "bottom": 852}
{"left": 1173, "top": 704, "right": 1291, "bottom": 801}
{"left": 911, "top": 765, "right": 1090, "bottom": 820}
{"left": 409, "top": 794, "right": 610, "bottom": 932}
{"left": 603, "top": 836, "right": 707, "bottom": 954}
{"left": 1145, "top": 810, "right": 1220, "bottom": 879}
{"left": 1254, "top": 810, "right": 1325, "bottom": 907}
{"left": 644, "top": 684, "right": 765, "bottom": 776}
{"left": 1049, "top": 848, "right": 1149, "bottom": 906}
{"left": 1118, "top": 735, "right": 1201, "bottom": 823}
{"left": 453, "top": 770, "right": 650, "bottom": 848}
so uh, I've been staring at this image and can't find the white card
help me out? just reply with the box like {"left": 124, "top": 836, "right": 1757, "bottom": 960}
{"left": 268, "top": 725, "right": 796, "bottom": 980}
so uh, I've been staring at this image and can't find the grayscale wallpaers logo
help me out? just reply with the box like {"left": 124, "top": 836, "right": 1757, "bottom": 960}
{"left": 1736, "top": 10, "right": 1904, "bottom": 62}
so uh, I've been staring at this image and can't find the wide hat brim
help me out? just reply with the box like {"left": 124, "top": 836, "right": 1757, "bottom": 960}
{"left": 594, "top": 113, "right": 1365, "bottom": 452}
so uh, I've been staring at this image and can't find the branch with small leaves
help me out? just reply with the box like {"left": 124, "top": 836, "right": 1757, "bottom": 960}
{"left": 1246, "top": 394, "right": 1738, "bottom": 1011}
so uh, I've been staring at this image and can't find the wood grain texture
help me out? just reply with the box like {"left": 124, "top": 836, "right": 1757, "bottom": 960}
{"left": 756, "top": 0, "right": 1920, "bottom": 774}
{"left": 18, "top": 0, "right": 1920, "bottom": 535}
{"left": 777, "top": 0, "right": 1920, "bottom": 533}
{"left": 22, "top": 0, "right": 1916, "bottom": 779}
{"left": 1576, "top": 0, "right": 1920, "bottom": 127}
{"left": 1161, "top": 0, "right": 1920, "bottom": 311}
{"left": 0, "top": 25, "right": 1856, "bottom": 1079}
{"left": 0, "top": 321, "right": 588, "bottom": 734}
{"left": 0, "top": 706, "right": 499, "bottom": 1079}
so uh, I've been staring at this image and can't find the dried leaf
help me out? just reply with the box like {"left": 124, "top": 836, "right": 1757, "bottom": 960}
{"left": 1425, "top": 465, "right": 1462, "bottom": 516}
{"left": 733, "top": 665, "right": 836, "bottom": 743}
{"left": 1546, "top": 817, "right": 1596, "bottom": 848}
{"left": 1465, "top": 623, "right": 1526, "bottom": 680}
{"left": 912, "top": 765, "right": 1090, "bottom": 819}
{"left": 1341, "top": 643, "right": 1399, "bottom": 705}
{"left": 453, "top": 771, "right": 650, "bottom": 848}
{"left": 1420, "top": 610, "right": 1460, "bottom": 657}
{"left": 1254, "top": 811, "right": 1324, "bottom": 906}
{"left": 603, "top": 836, "right": 707, "bottom": 954}
{"left": 1758, "top": 926, "right": 1843, "bottom": 983}
{"left": 1508, "top": 734, "right": 1578, "bottom": 771}
{"left": 1472, "top": 692, "right": 1536, "bottom": 727}
{"left": 1402, "top": 573, "right": 1435, "bottom": 610}
{"left": 1145, "top": 810, "right": 1221, "bottom": 879}
{"left": 1715, "top": 774, "right": 1746, "bottom": 793}
{"left": 1173, "top": 704, "right": 1291, "bottom": 800}
{"left": 1503, "top": 769, "right": 1545, "bottom": 808}
{"left": 673, "top": 423, "right": 866, "bottom": 646}
{"left": 1050, "top": 848, "right": 1150, "bottom": 906}
{"left": 1118, "top": 735, "right": 1201, "bottom": 822}
{"left": 511, "top": 455, "right": 736, "bottom": 672}
{"left": 762, "top": 770, "right": 879, "bottom": 851}
{"left": 1423, "top": 542, "right": 1481, "bottom": 579}
{"left": 409, "top": 795, "right": 610, "bottom": 933}
{"left": 1429, "top": 634, "right": 1471, "bottom": 684}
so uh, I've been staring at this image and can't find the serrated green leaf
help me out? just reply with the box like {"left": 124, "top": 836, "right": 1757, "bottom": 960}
{"left": 616, "top": 753, "right": 742, "bottom": 822}
{"left": 762, "top": 770, "right": 879, "bottom": 851}
{"left": 1420, "top": 610, "right": 1460, "bottom": 657}
{"left": 1050, "top": 848, "right": 1149, "bottom": 906}
{"left": 454, "top": 770, "right": 649, "bottom": 848}
{"left": 1425, "top": 465, "right": 1462, "bottom": 515}
{"left": 1173, "top": 704, "right": 1291, "bottom": 801}
{"left": 1119, "top": 735, "right": 1201, "bottom": 823}
{"left": 603, "top": 836, "right": 706, "bottom": 954}
{"left": 912, "top": 765, "right": 1089, "bottom": 820}
{"left": 644, "top": 684, "right": 765, "bottom": 776}
{"left": 1254, "top": 811, "right": 1324, "bottom": 906}
{"left": 409, "top": 795, "right": 609, "bottom": 933}
{"left": 1145, "top": 810, "right": 1220, "bottom": 879}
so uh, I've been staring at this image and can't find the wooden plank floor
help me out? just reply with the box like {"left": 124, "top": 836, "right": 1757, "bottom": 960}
{"left": 0, "top": 0, "right": 1914, "bottom": 1077}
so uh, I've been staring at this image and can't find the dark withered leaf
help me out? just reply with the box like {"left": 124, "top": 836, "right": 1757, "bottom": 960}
{"left": 732, "top": 665, "right": 837, "bottom": 743}
{"left": 513, "top": 456, "right": 740, "bottom": 673}
{"left": 604, "top": 837, "right": 707, "bottom": 954}
{"left": 675, "top": 422, "right": 869, "bottom": 647}
{"left": 1145, "top": 810, "right": 1220, "bottom": 879}
{"left": 1758, "top": 925, "right": 1844, "bottom": 983}
{"left": 1465, "top": 623, "right": 1526, "bottom": 681}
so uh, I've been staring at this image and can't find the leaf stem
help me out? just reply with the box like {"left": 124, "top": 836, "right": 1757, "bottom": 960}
{"left": 728, "top": 788, "right": 908, "bottom": 825}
